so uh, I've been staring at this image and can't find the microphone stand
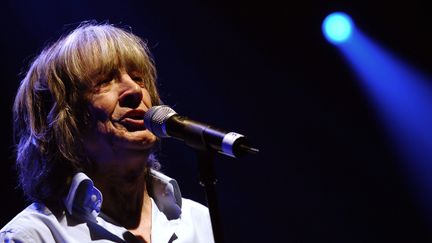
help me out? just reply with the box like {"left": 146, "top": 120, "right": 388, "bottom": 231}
{"left": 196, "top": 150, "right": 224, "bottom": 243}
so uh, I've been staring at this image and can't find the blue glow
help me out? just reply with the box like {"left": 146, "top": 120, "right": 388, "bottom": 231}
{"left": 322, "top": 12, "right": 354, "bottom": 44}
{"left": 337, "top": 30, "right": 432, "bottom": 221}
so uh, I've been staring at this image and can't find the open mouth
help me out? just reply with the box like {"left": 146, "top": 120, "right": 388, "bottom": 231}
{"left": 116, "top": 109, "right": 147, "bottom": 132}
{"left": 121, "top": 118, "right": 145, "bottom": 132}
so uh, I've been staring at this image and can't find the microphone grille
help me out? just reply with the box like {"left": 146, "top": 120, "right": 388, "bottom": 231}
{"left": 144, "top": 105, "right": 177, "bottom": 137}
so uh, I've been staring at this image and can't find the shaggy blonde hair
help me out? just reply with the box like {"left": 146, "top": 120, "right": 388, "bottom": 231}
{"left": 14, "top": 22, "right": 160, "bottom": 203}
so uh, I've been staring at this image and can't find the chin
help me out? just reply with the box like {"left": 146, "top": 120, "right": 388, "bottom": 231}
{"left": 123, "top": 130, "right": 157, "bottom": 149}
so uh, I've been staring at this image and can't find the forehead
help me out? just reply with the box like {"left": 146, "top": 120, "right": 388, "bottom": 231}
{"left": 60, "top": 26, "right": 155, "bottom": 93}
{"left": 78, "top": 32, "right": 147, "bottom": 72}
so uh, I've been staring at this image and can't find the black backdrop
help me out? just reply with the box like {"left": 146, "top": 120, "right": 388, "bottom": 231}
{"left": 1, "top": 1, "right": 432, "bottom": 242}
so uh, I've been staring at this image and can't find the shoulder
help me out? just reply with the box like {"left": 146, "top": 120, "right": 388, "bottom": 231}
{"left": 0, "top": 203, "right": 58, "bottom": 242}
{"left": 180, "top": 198, "right": 212, "bottom": 225}
{"left": 180, "top": 199, "right": 214, "bottom": 243}
{"left": 181, "top": 198, "right": 210, "bottom": 216}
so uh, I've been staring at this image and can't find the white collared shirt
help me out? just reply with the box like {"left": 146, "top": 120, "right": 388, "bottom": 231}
{"left": 0, "top": 170, "right": 214, "bottom": 243}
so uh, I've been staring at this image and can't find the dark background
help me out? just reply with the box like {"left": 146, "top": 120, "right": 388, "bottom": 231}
{"left": 1, "top": 1, "right": 432, "bottom": 242}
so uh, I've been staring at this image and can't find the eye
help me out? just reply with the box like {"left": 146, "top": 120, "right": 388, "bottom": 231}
{"left": 132, "top": 76, "right": 143, "bottom": 82}
{"left": 97, "top": 78, "right": 113, "bottom": 86}
{"left": 95, "top": 72, "right": 115, "bottom": 88}
{"left": 131, "top": 75, "right": 146, "bottom": 87}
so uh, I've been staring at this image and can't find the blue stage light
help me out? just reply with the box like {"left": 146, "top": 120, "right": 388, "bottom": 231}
{"left": 322, "top": 12, "right": 354, "bottom": 44}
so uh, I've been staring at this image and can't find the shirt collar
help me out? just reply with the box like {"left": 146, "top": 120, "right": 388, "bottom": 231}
{"left": 63, "top": 170, "right": 182, "bottom": 220}
{"left": 150, "top": 170, "right": 182, "bottom": 220}
{"left": 63, "top": 172, "right": 102, "bottom": 221}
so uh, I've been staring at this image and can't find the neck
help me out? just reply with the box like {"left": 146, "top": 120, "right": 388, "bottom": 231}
{"left": 92, "top": 165, "right": 152, "bottom": 229}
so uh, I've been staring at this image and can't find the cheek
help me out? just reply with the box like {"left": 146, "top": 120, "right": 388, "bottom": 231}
{"left": 91, "top": 105, "right": 111, "bottom": 122}
{"left": 88, "top": 95, "right": 118, "bottom": 122}
{"left": 142, "top": 90, "right": 153, "bottom": 107}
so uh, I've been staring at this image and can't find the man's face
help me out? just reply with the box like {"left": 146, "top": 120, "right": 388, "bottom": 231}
{"left": 83, "top": 68, "right": 157, "bottom": 166}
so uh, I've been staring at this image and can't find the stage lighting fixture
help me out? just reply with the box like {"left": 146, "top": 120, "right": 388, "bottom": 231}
{"left": 322, "top": 12, "right": 354, "bottom": 44}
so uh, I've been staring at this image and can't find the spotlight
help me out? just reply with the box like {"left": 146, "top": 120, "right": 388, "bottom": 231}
{"left": 322, "top": 12, "right": 354, "bottom": 44}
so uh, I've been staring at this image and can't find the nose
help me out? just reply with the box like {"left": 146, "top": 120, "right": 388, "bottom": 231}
{"left": 118, "top": 74, "right": 143, "bottom": 108}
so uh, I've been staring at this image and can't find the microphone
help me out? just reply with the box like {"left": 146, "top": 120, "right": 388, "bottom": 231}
{"left": 144, "top": 105, "right": 259, "bottom": 158}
